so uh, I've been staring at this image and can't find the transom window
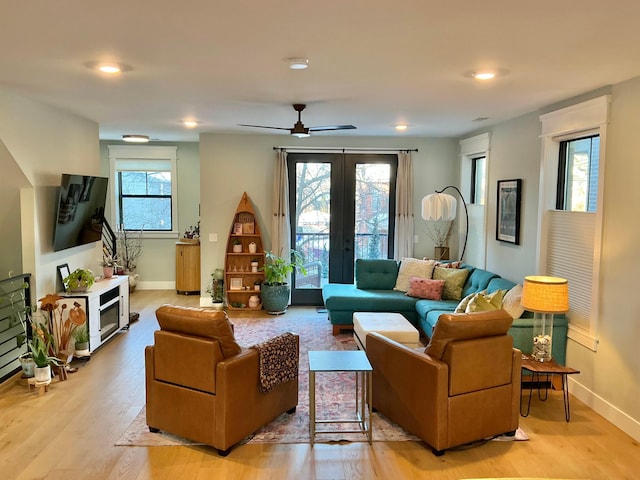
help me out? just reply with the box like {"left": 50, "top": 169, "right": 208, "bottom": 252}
{"left": 556, "top": 135, "right": 600, "bottom": 212}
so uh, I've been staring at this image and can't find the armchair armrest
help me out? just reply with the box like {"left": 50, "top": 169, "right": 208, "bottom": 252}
{"left": 366, "top": 332, "right": 448, "bottom": 444}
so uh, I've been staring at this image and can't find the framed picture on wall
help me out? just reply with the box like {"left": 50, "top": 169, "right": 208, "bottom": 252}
{"left": 496, "top": 179, "right": 522, "bottom": 245}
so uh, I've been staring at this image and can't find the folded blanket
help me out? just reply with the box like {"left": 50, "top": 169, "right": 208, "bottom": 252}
{"left": 251, "top": 332, "right": 298, "bottom": 393}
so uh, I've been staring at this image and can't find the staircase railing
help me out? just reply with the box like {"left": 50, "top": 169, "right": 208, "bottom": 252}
{"left": 102, "top": 219, "right": 117, "bottom": 261}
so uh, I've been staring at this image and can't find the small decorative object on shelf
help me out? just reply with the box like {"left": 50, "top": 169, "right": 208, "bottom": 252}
{"left": 225, "top": 192, "right": 265, "bottom": 310}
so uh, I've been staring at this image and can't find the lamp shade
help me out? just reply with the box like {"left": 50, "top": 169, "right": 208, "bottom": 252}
{"left": 421, "top": 193, "right": 457, "bottom": 221}
{"left": 521, "top": 276, "right": 569, "bottom": 313}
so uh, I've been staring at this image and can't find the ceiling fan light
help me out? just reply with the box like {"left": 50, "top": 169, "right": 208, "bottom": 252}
{"left": 291, "top": 132, "right": 310, "bottom": 138}
{"left": 122, "top": 134, "right": 150, "bottom": 143}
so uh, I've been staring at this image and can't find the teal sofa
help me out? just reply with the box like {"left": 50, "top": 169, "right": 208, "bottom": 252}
{"left": 322, "top": 259, "right": 569, "bottom": 365}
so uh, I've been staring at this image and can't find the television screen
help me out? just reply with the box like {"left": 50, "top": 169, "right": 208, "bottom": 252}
{"left": 52, "top": 174, "right": 109, "bottom": 252}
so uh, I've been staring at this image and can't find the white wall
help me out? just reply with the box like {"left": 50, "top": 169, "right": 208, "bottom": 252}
{"left": 198, "top": 133, "right": 458, "bottom": 296}
{"left": 0, "top": 88, "right": 101, "bottom": 297}
{"left": 471, "top": 79, "right": 640, "bottom": 441}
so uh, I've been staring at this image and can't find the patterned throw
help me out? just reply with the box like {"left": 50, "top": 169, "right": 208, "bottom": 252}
{"left": 251, "top": 332, "right": 298, "bottom": 393}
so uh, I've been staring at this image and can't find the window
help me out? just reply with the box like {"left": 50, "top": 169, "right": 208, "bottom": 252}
{"left": 460, "top": 133, "right": 490, "bottom": 268}
{"left": 108, "top": 145, "right": 178, "bottom": 236}
{"left": 556, "top": 135, "right": 600, "bottom": 212}
{"left": 470, "top": 156, "right": 486, "bottom": 206}
{"left": 118, "top": 170, "right": 172, "bottom": 230}
{"left": 538, "top": 95, "right": 609, "bottom": 351}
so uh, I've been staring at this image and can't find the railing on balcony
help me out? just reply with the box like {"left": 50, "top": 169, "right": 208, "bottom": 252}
{"left": 294, "top": 232, "right": 389, "bottom": 288}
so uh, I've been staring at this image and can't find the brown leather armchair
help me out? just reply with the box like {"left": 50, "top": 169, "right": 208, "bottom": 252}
{"left": 145, "top": 305, "right": 299, "bottom": 455}
{"left": 366, "top": 310, "right": 521, "bottom": 455}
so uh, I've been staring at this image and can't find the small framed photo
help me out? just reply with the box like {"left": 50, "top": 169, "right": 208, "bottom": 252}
{"left": 242, "top": 221, "right": 255, "bottom": 234}
{"left": 496, "top": 179, "right": 522, "bottom": 245}
{"left": 233, "top": 223, "right": 243, "bottom": 235}
{"left": 229, "top": 278, "right": 243, "bottom": 290}
{"left": 57, "top": 263, "right": 71, "bottom": 292}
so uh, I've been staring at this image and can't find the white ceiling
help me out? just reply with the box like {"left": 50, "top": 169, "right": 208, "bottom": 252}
{"left": 2, "top": 1, "right": 639, "bottom": 142}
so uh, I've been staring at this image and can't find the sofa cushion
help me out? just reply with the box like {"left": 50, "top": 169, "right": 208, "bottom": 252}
{"left": 433, "top": 266, "right": 470, "bottom": 300}
{"left": 425, "top": 310, "right": 513, "bottom": 360}
{"left": 155, "top": 305, "right": 241, "bottom": 358}
{"left": 323, "top": 283, "right": 419, "bottom": 312}
{"left": 394, "top": 258, "right": 435, "bottom": 292}
{"left": 355, "top": 259, "right": 399, "bottom": 290}
{"left": 486, "top": 276, "right": 517, "bottom": 294}
{"left": 503, "top": 284, "right": 525, "bottom": 319}
{"left": 406, "top": 277, "right": 445, "bottom": 300}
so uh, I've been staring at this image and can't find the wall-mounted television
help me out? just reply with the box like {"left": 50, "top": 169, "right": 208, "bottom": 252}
{"left": 52, "top": 174, "right": 109, "bottom": 252}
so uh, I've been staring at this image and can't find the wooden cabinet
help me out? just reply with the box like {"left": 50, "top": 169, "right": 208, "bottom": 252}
{"left": 176, "top": 241, "right": 201, "bottom": 294}
{"left": 225, "top": 193, "right": 264, "bottom": 310}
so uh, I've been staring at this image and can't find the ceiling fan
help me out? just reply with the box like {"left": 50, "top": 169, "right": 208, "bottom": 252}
{"left": 239, "top": 104, "right": 357, "bottom": 137}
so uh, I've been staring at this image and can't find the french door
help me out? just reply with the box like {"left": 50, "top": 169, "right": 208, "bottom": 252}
{"left": 287, "top": 153, "right": 397, "bottom": 305}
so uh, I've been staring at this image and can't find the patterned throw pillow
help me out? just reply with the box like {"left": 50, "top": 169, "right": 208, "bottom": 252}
{"left": 502, "top": 284, "right": 525, "bottom": 319}
{"left": 406, "top": 277, "right": 446, "bottom": 300}
{"left": 465, "top": 289, "right": 506, "bottom": 313}
{"left": 455, "top": 289, "right": 487, "bottom": 313}
{"left": 423, "top": 259, "right": 463, "bottom": 269}
{"left": 394, "top": 258, "right": 436, "bottom": 292}
{"left": 432, "top": 266, "right": 470, "bottom": 300}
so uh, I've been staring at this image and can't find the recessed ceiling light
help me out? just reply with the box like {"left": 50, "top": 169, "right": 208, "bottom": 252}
{"left": 472, "top": 71, "right": 496, "bottom": 80}
{"left": 85, "top": 61, "right": 133, "bottom": 74}
{"left": 395, "top": 124, "right": 408, "bottom": 131}
{"left": 122, "top": 134, "right": 150, "bottom": 143}
{"left": 182, "top": 120, "right": 199, "bottom": 128}
{"left": 287, "top": 57, "right": 309, "bottom": 70}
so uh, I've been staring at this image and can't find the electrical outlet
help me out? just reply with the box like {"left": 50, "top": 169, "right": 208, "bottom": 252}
{"left": 414, "top": 235, "right": 419, "bottom": 244}
{"left": 209, "top": 233, "right": 218, "bottom": 242}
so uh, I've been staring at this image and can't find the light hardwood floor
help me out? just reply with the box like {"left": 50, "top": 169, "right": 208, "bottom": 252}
{"left": 0, "top": 290, "right": 638, "bottom": 480}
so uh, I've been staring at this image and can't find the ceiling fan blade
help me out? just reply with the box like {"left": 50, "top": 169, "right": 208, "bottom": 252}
{"left": 238, "top": 124, "right": 290, "bottom": 131}
{"left": 308, "top": 125, "right": 357, "bottom": 132}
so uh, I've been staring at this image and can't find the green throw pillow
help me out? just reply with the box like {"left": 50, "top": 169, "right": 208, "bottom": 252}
{"left": 455, "top": 289, "right": 486, "bottom": 313}
{"left": 432, "top": 267, "right": 470, "bottom": 301}
{"left": 465, "top": 289, "right": 506, "bottom": 313}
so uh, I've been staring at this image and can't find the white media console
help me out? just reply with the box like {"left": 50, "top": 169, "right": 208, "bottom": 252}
{"left": 62, "top": 275, "right": 129, "bottom": 353}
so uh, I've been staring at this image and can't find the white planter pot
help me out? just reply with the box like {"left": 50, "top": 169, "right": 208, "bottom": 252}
{"left": 34, "top": 365, "right": 52, "bottom": 383}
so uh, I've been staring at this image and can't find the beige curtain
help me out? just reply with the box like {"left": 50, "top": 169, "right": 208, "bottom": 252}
{"left": 393, "top": 151, "right": 414, "bottom": 259}
{"left": 271, "top": 149, "right": 291, "bottom": 257}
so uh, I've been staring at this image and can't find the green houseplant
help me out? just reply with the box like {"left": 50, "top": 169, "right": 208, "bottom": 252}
{"left": 261, "top": 250, "right": 306, "bottom": 314}
{"left": 63, "top": 268, "right": 95, "bottom": 292}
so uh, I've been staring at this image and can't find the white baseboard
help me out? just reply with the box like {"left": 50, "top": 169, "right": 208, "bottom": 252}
{"left": 136, "top": 281, "right": 175, "bottom": 291}
{"left": 569, "top": 377, "right": 640, "bottom": 442}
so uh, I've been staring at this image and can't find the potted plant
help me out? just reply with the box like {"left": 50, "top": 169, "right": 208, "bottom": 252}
{"left": 232, "top": 238, "right": 242, "bottom": 253}
{"left": 63, "top": 268, "right": 95, "bottom": 292}
{"left": 73, "top": 324, "right": 90, "bottom": 357}
{"left": 426, "top": 220, "right": 453, "bottom": 260}
{"left": 206, "top": 268, "right": 225, "bottom": 309}
{"left": 261, "top": 250, "right": 306, "bottom": 314}
{"left": 24, "top": 314, "right": 61, "bottom": 383}
{"left": 99, "top": 255, "right": 119, "bottom": 278}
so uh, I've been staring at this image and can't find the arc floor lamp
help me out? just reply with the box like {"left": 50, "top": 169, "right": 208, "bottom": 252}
{"left": 421, "top": 185, "right": 469, "bottom": 262}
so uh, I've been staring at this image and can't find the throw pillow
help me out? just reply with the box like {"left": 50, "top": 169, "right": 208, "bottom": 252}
{"left": 406, "top": 277, "right": 445, "bottom": 300}
{"left": 432, "top": 266, "right": 470, "bottom": 300}
{"left": 394, "top": 258, "right": 436, "bottom": 292}
{"left": 455, "top": 289, "right": 486, "bottom": 313}
{"left": 502, "top": 284, "right": 525, "bottom": 319}
{"left": 422, "top": 259, "right": 462, "bottom": 269}
{"left": 465, "top": 289, "right": 506, "bottom": 313}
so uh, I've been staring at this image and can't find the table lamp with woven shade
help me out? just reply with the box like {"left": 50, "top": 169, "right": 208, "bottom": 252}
{"left": 521, "top": 276, "right": 569, "bottom": 362}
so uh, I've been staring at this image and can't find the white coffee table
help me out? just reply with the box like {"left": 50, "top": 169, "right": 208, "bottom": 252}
{"left": 353, "top": 312, "right": 421, "bottom": 350}
{"left": 308, "top": 350, "right": 372, "bottom": 445}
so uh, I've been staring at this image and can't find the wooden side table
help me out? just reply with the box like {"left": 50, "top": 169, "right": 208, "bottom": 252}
{"left": 520, "top": 355, "right": 580, "bottom": 422}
